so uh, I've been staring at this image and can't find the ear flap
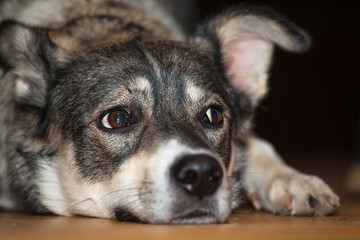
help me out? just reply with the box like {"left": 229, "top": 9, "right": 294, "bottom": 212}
{"left": 0, "top": 21, "right": 67, "bottom": 108}
{"left": 195, "top": 5, "right": 311, "bottom": 105}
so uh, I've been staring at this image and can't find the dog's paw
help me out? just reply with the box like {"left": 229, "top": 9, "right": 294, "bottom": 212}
{"left": 250, "top": 173, "right": 340, "bottom": 216}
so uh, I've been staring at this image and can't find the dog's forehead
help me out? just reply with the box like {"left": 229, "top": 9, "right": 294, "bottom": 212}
{"left": 58, "top": 40, "right": 229, "bottom": 110}
{"left": 140, "top": 41, "right": 223, "bottom": 87}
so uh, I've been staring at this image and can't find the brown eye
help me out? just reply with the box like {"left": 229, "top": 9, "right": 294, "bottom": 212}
{"left": 204, "top": 107, "right": 223, "bottom": 124}
{"left": 101, "top": 110, "right": 133, "bottom": 129}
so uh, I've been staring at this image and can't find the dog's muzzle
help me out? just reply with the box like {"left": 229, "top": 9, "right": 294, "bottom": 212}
{"left": 114, "top": 151, "right": 228, "bottom": 224}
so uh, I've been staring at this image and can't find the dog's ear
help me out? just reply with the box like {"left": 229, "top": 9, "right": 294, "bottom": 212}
{"left": 195, "top": 5, "right": 311, "bottom": 105}
{"left": 0, "top": 21, "right": 69, "bottom": 108}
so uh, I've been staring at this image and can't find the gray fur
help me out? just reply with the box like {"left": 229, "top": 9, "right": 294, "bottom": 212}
{"left": 0, "top": 0, "right": 337, "bottom": 223}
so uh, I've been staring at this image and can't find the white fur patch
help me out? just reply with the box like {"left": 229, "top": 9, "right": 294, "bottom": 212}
{"left": 15, "top": 77, "right": 31, "bottom": 98}
{"left": 133, "top": 77, "right": 151, "bottom": 94}
{"left": 38, "top": 157, "right": 69, "bottom": 215}
{"left": 185, "top": 81, "right": 206, "bottom": 103}
{"left": 38, "top": 145, "right": 113, "bottom": 218}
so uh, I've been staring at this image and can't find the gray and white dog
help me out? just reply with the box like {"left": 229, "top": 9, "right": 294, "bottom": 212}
{"left": 0, "top": 0, "right": 339, "bottom": 224}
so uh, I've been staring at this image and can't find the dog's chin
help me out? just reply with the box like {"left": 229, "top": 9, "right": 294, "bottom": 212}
{"left": 113, "top": 208, "right": 223, "bottom": 224}
{"left": 169, "top": 209, "right": 221, "bottom": 224}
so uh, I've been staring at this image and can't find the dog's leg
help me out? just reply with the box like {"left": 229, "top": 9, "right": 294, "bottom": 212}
{"left": 241, "top": 137, "right": 339, "bottom": 216}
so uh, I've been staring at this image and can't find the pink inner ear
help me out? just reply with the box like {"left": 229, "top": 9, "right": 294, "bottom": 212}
{"left": 223, "top": 38, "right": 273, "bottom": 94}
{"left": 224, "top": 48, "right": 247, "bottom": 92}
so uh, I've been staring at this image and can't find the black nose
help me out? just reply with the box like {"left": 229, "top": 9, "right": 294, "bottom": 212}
{"left": 171, "top": 154, "right": 223, "bottom": 199}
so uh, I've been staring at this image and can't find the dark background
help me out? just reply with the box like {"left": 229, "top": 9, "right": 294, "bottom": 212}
{"left": 175, "top": 0, "right": 359, "bottom": 162}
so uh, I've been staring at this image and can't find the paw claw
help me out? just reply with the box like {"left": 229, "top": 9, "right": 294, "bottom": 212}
{"left": 283, "top": 195, "right": 293, "bottom": 211}
{"left": 323, "top": 193, "right": 339, "bottom": 207}
{"left": 250, "top": 192, "right": 261, "bottom": 210}
{"left": 308, "top": 194, "right": 318, "bottom": 208}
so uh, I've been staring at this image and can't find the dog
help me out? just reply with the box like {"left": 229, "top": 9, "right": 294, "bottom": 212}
{"left": 0, "top": 0, "right": 339, "bottom": 224}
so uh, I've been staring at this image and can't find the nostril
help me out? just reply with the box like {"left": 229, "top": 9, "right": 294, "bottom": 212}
{"left": 209, "top": 170, "right": 222, "bottom": 182}
{"left": 171, "top": 154, "right": 223, "bottom": 199}
{"left": 179, "top": 169, "right": 198, "bottom": 185}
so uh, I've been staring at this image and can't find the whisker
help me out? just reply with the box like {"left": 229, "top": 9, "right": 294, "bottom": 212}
{"left": 62, "top": 197, "right": 95, "bottom": 215}
{"left": 98, "top": 186, "right": 142, "bottom": 202}
{"left": 60, "top": 180, "right": 153, "bottom": 214}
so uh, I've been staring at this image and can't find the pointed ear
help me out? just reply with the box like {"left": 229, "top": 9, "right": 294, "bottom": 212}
{"left": 0, "top": 21, "right": 69, "bottom": 108}
{"left": 195, "top": 5, "right": 311, "bottom": 105}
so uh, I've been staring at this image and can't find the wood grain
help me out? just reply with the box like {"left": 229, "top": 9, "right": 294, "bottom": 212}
{"left": 1, "top": 196, "right": 359, "bottom": 240}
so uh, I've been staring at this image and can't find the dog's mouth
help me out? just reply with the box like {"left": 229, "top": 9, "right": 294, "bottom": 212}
{"left": 169, "top": 209, "right": 216, "bottom": 224}
{"left": 114, "top": 208, "right": 217, "bottom": 224}
{"left": 114, "top": 207, "right": 141, "bottom": 223}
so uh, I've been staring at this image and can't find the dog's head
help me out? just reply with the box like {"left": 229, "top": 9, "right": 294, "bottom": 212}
{"left": 0, "top": 5, "right": 310, "bottom": 223}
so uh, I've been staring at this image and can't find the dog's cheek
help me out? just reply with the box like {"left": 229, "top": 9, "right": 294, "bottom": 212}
{"left": 37, "top": 142, "right": 149, "bottom": 219}
{"left": 71, "top": 125, "right": 141, "bottom": 182}
{"left": 73, "top": 137, "right": 120, "bottom": 181}
{"left": 36, "top": 143, "right": 113, "bottom": 218}
{"left": 108, "top": 154, "right": 149, "bottom": 220}
{"left": 205, "top": 121, "right": 233, "bottom": 169}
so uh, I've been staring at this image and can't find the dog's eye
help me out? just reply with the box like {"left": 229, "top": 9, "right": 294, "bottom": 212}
{"left": 101, "top": 109, "right": 133, "bottom": 129}
{"left": 203, "top": 107, "right": 223, "bottom": 125}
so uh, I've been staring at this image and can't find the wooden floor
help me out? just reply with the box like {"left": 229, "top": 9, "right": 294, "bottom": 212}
{"left": 1, "top": 154, "right": 360, "bottom": 240}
